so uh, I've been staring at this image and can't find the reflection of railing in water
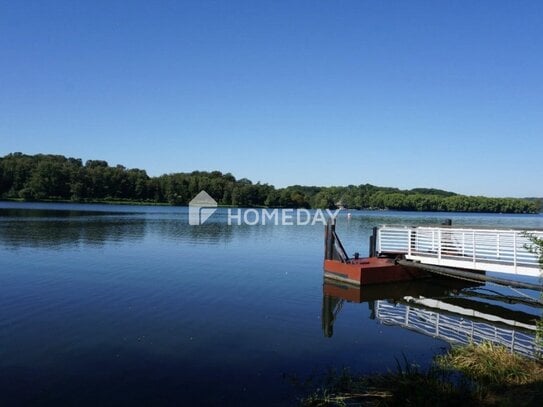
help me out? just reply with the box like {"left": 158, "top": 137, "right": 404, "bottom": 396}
{"left": 375, "top": 300, "right": 542, "bottom": 358}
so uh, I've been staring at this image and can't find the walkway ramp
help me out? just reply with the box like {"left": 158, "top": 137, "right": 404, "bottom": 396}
{"left": 376, "top": 226, "right": 543, "bottom": 277}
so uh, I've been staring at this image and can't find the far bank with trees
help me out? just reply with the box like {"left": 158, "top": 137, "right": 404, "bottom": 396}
{"left": 0, "top": 153, "right": 539, "bottom": 214}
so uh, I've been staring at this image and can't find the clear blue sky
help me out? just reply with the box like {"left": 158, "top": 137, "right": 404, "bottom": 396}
{"left": 1, "top": 1, "right": 542, "bottom": 197}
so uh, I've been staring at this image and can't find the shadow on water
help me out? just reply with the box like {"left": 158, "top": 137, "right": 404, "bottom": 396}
{"left": 322, "top": 277, "right": 543, "bottom": 359}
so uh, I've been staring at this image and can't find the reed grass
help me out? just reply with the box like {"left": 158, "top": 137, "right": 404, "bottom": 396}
{"left": 301, "top": 343, "right": 543, "bottom": 406}
{"left": 436, "top": 342, "right": 543, "bottom": 386}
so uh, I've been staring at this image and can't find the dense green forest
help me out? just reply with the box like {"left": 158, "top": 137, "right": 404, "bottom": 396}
{"left": 0, "top": 153, "right": 539, "bottom": 213}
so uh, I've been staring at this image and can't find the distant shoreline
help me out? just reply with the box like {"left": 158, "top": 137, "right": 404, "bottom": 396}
{"left": 0, "top": 197, "right": 171, "bottom": 206}
{"left": 0, "top": 197, "right": 540, "bottom": 215}
{"left": 1, "top": 153, "right": 540, "bottom": 214}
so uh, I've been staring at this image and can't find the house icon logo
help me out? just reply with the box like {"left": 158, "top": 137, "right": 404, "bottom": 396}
{"left": 188, "top": 190, "right": 218, "bottom": 225}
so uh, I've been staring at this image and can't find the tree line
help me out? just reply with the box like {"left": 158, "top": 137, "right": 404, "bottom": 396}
{"left": 0, "top": 153, "right": 539, "bottom": 213}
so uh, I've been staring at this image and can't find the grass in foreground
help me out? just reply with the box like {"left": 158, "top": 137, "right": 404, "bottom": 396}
{"left": 436, "top": 342, "right": 543, "bottom": 386}
{"left": 301, "top": 343, "right": 543, "bottom": 406}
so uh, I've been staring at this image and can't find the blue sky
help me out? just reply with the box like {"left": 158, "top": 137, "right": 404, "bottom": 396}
{"left": 1, "top": 1, "right": 542, "bottom": 197}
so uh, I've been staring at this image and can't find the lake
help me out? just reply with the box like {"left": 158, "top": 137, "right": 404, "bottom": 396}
{"left": 1, "top": 202, "right": 542, "bottom": 406}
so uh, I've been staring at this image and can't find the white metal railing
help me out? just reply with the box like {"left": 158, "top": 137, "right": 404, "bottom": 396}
{"left": 376, "top": 226, "right": 543, "bottom": 277}
{"left": 375, "top": 301, "right": 542, "bottom": 359}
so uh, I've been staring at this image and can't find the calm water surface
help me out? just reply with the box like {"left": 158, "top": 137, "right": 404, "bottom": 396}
{"left": 1, "top": 202, "right": 542, "bottom": 406}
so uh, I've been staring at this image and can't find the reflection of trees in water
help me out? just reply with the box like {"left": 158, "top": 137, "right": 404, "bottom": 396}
{"left": 145, "top": 219, "right": 236, "bottom": 245}
{"left": 0, "top": 207, "right": 330, "bottom": 249}
{"left": 0, "top": 208, "right": 133, "bottom": 218}
{"left": 149, "top": 217, "right": 327, "bottom": 248}
{"left": 0, "top": 209, "right": 241, "bottom": 248}
{"left": 0, "top": 209, "right": 147, "bottom": 248}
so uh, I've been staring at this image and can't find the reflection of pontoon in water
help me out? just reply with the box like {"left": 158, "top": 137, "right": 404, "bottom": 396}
{"left": 322, "top": 278, "right": 543, "bottom": 359}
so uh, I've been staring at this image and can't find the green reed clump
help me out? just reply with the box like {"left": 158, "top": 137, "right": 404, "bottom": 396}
{"left": 301, "top": 357, "right": 476, "bottom": 407}
{"left": 436, "top": 342, "right": 543, "bottom": 386}
{"left": 302, "top": 343, "right": 543, "bottom": 406}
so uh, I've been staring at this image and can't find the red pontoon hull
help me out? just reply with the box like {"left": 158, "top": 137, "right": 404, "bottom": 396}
{"left": 323, "top": 257, "right": 427, "bottom": 286}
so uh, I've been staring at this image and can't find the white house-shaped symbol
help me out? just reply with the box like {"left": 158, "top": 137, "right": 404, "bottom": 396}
{"left": 188, "top": 190, "right": 218, "bottom": 225}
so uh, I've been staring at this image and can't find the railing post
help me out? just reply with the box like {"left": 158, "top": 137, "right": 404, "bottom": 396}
{"left": 407, "top": 228, "right": 412, "bottom": 257}
{"left": 324, "top": 219, "right": 335, "bottom": 260}
{"left": 324, "top": 222, "right": 329, "bottom": 260}
{"left": 471, "top": 230, "right": 475, "bottom": 267}
{"left": 438, "top": 229, "right": 442, "bottom": 263}
{"left": 369, "top": 226, "right": 378, "bottom": 257}
{"left": 513, "top": 232, "right": 517, "bottom": 273}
